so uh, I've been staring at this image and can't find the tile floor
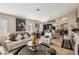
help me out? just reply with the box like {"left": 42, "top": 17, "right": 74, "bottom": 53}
{"left": 50, "top": 37, "right": 74, "bottom": 55}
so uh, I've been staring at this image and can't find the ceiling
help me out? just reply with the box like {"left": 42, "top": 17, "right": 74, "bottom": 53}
{"left": 0, "top": 3, "right": 78, "bottom": 22}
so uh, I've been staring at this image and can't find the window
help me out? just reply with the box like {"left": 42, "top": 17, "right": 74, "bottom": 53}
{"left": 0, "top": 20, "right": 7, "bottom": 36}
{"left": 26, "top": 20, "right": 33, "bottom": 33}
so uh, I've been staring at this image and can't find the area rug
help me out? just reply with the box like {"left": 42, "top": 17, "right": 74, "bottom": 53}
{"left": 14, "top": 44, "right": 56, "bottom": 55}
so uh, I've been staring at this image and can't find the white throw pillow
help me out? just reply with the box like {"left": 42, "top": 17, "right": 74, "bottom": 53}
{"left": 23, "top": 34, "right": 29, "bottom": 39}
{"left": 16, "top": 34, "right": 22, "bottom": 41}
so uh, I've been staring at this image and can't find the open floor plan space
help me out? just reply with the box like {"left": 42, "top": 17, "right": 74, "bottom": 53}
{"left": 0, "top": 3, "right": 79, "bottom": 55}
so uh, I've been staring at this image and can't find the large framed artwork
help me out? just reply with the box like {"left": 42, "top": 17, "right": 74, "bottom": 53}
{"left": 16, "top": 18, "right": 26, "bottom": 31}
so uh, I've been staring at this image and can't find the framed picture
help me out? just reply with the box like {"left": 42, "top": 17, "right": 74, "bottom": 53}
{"left": 16, "top": 18, "right": 26, "bottom": 31}
{"left": 35, "top": 23, "right": 39, "bottom": 28}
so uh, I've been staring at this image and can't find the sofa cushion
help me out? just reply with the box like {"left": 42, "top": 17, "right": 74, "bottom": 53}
{"left": 23, "top": 34, "right": 29, "bottom": 39}
{"left": 9, "top": 33, "right": 17, "bottom": 42}
{"left": 16, "top": 34, "right": 22, "bottom": 41}
{"left": 8, "top": 32, "right": 30, "bottom": 42}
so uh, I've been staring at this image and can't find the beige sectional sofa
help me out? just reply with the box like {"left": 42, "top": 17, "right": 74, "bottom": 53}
{"left": 5, "top": 32, "right": 31, "bottom": 51}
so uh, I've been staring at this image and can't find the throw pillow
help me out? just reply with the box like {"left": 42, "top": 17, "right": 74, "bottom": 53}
{"left": 16, "top": 34, "right": 22, "bottom": 41}
{"left": 23, "top": 34, "right": 29, "bottom": 39}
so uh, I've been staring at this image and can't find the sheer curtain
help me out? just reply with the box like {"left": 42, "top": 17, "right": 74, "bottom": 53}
{"left": 26, "top": 20, "right": 33, "bottom": 34}
{"left": 0, "top": 19, "right": 7, "bottom": 36}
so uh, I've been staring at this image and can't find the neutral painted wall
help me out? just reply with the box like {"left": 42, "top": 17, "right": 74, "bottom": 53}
{"left": 0, "top": 13, "right": 43, "bottom": 34}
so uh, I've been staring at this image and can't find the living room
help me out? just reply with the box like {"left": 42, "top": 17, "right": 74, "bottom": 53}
{"left": 0, "top": 3, "right": 79, "bottom": 55}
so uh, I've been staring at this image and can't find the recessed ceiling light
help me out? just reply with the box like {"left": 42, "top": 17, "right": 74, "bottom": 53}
{"left": 36, "top": 8, "right": 40, "bottom": 11}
